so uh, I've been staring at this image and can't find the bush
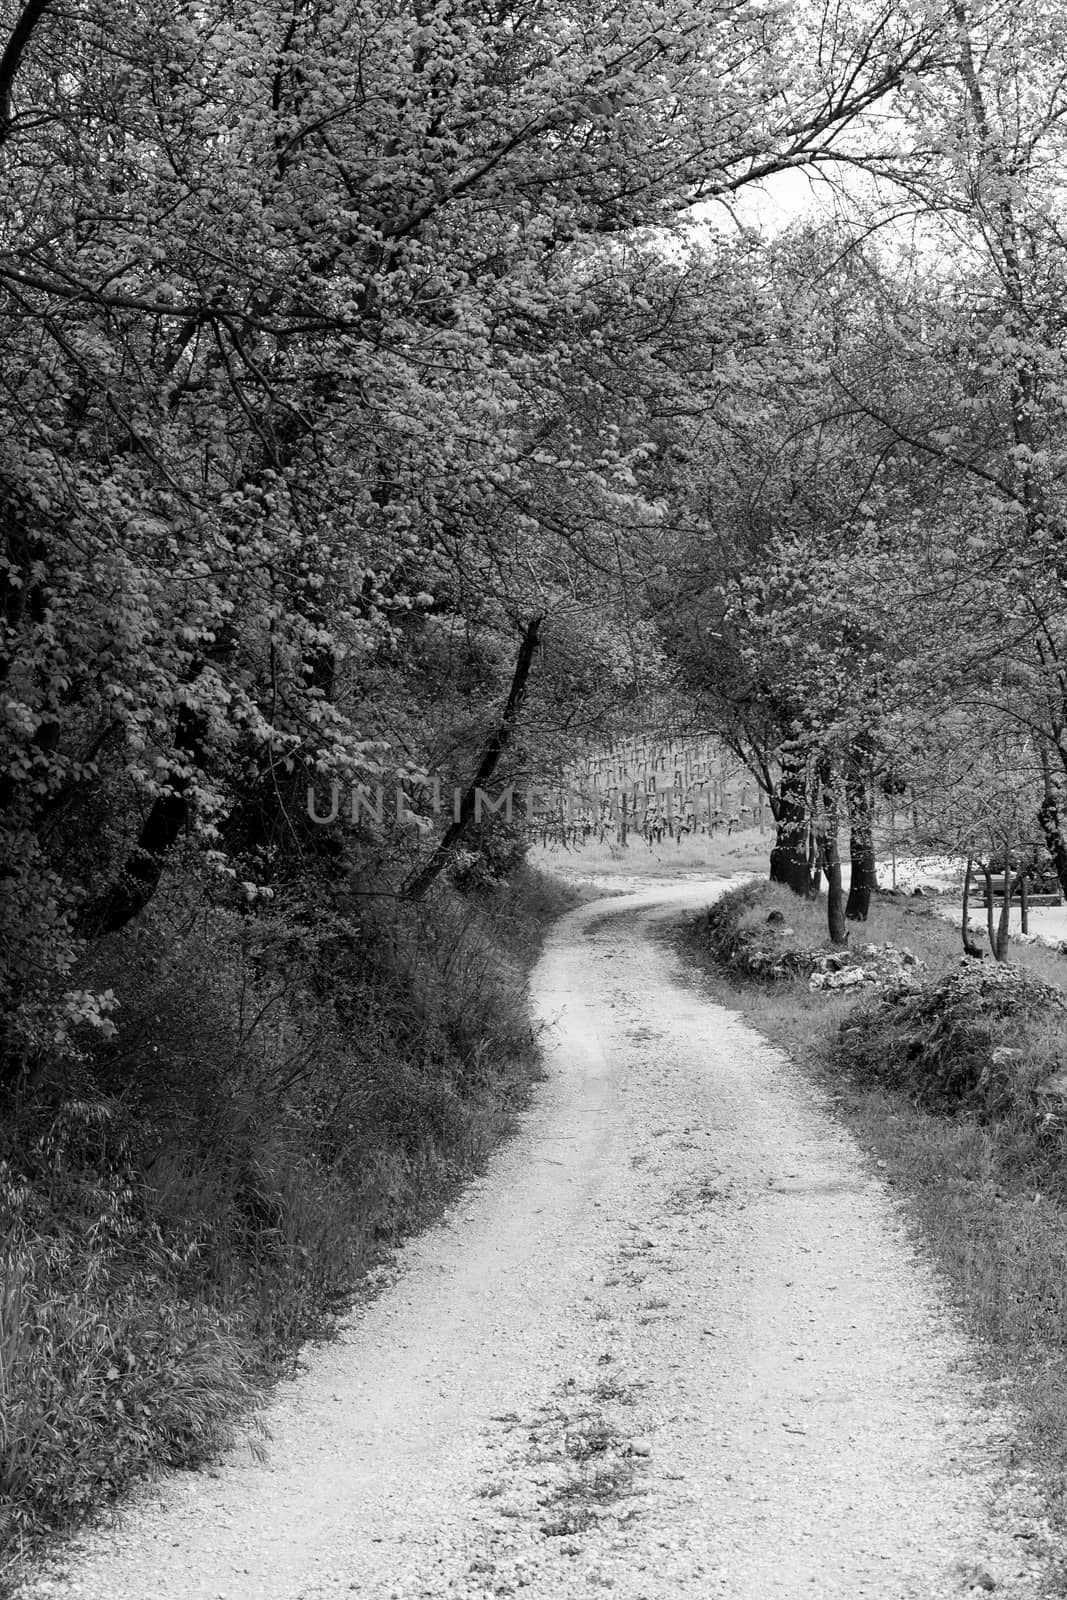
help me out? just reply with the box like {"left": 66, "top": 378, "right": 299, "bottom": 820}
{"left": 693, "top": 881, "right": 820, "bottom": 981}
{"left": 0, "top": 857, "right": 566, "bottom": 1584}
{"left": 449, "top": 817, "right": 529, "bottom": 896}
{"left": 834, "top": 961, "right": 1067, "bottom": 1119}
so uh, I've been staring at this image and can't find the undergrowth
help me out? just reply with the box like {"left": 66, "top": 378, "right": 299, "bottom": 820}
{"left": 0, "top": 860, "right": 578, "bottom": 1592}
{"left": 677, "top": 879, "right": 1067, "bottom": 1558}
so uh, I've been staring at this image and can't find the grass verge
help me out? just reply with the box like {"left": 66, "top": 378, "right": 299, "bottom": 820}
{"left": 674, "top": 878, "right": 1067, "bottom": 1545}
{"left": 0, "top": 861, "right": 582, "bottom": 1595}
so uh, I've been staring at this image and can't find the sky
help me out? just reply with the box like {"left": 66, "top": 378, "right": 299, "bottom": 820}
{"left": 704, "top": 166, "right": 842, "bottom": 235}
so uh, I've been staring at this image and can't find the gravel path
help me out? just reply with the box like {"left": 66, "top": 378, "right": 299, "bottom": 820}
{"left": 18, "top": 880, "right": 1061, "bottom": 1599}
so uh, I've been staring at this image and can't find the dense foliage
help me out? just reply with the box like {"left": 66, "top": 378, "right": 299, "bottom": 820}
{"left": 0, "top": 0, "right": 940, "bottom": 1059}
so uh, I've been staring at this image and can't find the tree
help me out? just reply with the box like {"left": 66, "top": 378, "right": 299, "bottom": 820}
{"left": 0, "top": 0, "right": 946, "bottom": 1060}
{"left": 644, "top": 229, "right": 930, "bottom": 929}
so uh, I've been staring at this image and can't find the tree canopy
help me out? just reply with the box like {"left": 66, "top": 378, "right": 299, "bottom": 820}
{"left": 8, "top": 0, "right": 1067, "bottom": 1048}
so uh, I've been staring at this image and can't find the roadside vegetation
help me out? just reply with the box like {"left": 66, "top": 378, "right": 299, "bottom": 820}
{"left": 678, "top": 879, "right": 1067, "bottom": 1527}
{"left": 0, "top": 859, "right": 579, "bottom": 1594}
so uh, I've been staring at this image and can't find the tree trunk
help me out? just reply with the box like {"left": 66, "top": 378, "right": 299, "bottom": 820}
{"left": 985, "top": 850, "right": 1012, "bottom": 963}
{"left": 983, "top": 863, "right": 996, "bottom": 957}
{"left": 815, "top": 755, "right": 847, "bottom": 944}
{"left": 825, "top": 823, "right": 847, "bottom": 946}
{"left": 806, "top": 815, "right": 823, "bottom": 899}
{"left": 844, "top": 766, "right": 877, "bottom": 921}
{"left": 961, "top": 858, "right": 983, "bottom": 957}
{"left": 77, "top": 700, "right": 206, "bottom": 937}
{"left": 399, "top": 615, "right": 543, "bottom": 902}
{"left": 769, "top": 759, "right": 809, "bottom": 895}
{"left": 994, "top": 856, "right": 1012, "bottom": 961}
{"left": 1020, "top": 871, "right": 1029, "bottom": 934}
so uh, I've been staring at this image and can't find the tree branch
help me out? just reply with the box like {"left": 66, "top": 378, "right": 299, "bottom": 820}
{"left": 0, "top": 0, "right": 51, "bottom": 146}
{"left": 400, "top": 615, "right": 543, "bottom": 902}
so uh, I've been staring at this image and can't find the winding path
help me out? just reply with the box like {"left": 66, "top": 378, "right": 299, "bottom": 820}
{"left": 19, "top": 879, "right": 1058, "bottom": 1598}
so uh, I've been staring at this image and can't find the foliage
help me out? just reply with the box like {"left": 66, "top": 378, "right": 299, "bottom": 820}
{"left": 0, "top": 862, "right": 571, "bottom": 1578}
{"left": 693, "top": 881, "right": 820, "bottom": 980}
{"left": 0, "top": 0, "right": 942, "bottom": 1060}
{"left": 836, "top": 961, "right": 1067, "bottom": 1118}
{"left": 640, "top": 0, "right": 1067, "bottom": 899}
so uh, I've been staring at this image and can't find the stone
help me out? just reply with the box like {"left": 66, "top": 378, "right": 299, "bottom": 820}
{"left": 810, "top": 967, "right": 870, "bottom": 992}
{"left": 826, "top": 967, "right": 868, "bottom": 989}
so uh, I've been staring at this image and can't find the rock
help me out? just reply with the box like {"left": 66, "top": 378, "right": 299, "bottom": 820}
{"left": 810, "top": 967, "right": 870, "bottom": 992}
{"left": 828, "top": 967, "right": 868, "bottom": 989}
{"left": 947, "top": 1557, "right": 999, "bottom": 1592}
{"left": 967, "top": 1565, "right": 998, "bottom": 1592}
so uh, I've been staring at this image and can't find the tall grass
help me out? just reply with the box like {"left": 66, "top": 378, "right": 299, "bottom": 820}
{"left": 0, "top": 862, "right": 577, "bottom": 1592}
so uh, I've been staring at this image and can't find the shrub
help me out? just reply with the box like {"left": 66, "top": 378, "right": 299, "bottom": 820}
{"left": 834, "top": 961, "right": 1067, "bottom": 1119}
{"left": 1, "top": 857, "right": 564, "bottom": 1585}
{"left": 693, "top": 881, "right": 820, "bottom": 981}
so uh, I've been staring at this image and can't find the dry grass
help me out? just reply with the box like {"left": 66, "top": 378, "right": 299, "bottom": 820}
{"left": 529, "top": 825, "right": 770, "bottom": 884}
{"left": 674, "top": 880, "right": 1067, "bottom": 1551}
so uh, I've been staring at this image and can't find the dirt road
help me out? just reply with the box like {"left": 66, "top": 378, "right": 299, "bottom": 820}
{"left": 19, "top": 881, "right": 1058, "bottom": 1598}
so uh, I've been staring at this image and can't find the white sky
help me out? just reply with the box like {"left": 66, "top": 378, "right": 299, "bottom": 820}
{"left": 702, "top": 166, "right": 843, "bottom": 235}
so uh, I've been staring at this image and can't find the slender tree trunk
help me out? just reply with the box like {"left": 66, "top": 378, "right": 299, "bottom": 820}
{"left": 844, "top": 765, "right": 877, "bottom": 921}
{"left": 994, "top": 854, "right": 1012, "bottom": 961}
{"left": 400, "top": 615, "right": 543, "bottom": 902}
{"left": 817, "top": 757, "right": 847, "bottom": 944}
{"left": 983, "top": 862, "right": 996, "bottom": 956}
{"left": 825, "top": 823, "right": 847, "bottom": 946}
{"left": 961, "top": 857, "right": 978, "bottom": 955}
{"left": 806, "top": 814, "right": 823, "bottom": 899}
{"left": 1020, "top": 871, "right": 1029, "bottom": 935}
